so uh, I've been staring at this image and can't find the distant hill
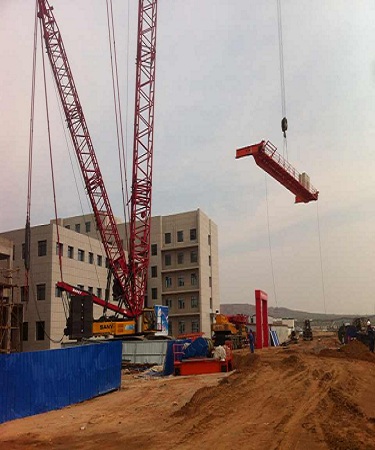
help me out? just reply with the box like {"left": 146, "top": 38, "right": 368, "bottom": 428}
{"left": 220, "top": 303, "right": 375, "bottom": 325}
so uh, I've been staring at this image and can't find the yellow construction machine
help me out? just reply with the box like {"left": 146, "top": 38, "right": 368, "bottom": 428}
{"left": 211, "top": 314, "right": 248, "bottom": 349}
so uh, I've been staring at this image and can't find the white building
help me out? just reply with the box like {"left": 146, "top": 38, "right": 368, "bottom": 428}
{"left": 0, "top": 209, "right": 219, "bottom": 351}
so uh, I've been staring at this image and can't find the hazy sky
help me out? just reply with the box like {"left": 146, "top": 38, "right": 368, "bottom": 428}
{"left": 1, "top": 1, "right": 375, "bottom": 316}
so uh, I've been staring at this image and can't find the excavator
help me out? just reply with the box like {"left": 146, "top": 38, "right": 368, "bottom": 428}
{"left": 37, "top": 0, "right": 160, "bottom": 339}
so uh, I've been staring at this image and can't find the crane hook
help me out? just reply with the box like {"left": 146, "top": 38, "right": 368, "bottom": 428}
{"left": 281, "top": 117, "right": 288, "bottom": 138}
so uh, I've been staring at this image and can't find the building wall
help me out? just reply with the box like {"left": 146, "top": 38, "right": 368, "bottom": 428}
{"left": 0, "top": 236, "right": 13, "bottom": 286}
{"left": 147, "top": 209, "right": 219, "bottom": 337}
{"left": 117, "top": 210, "right": 219, "bottom": 337}
{"left": 1, "top": 223, "right": 109, "bottom": 351}
{"left": 0, "top": 209, "right": 219, "bottom": 350}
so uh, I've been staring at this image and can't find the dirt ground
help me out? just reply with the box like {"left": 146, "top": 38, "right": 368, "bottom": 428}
{"left": 1, "top": 332, "right": 374, "bottom": 450}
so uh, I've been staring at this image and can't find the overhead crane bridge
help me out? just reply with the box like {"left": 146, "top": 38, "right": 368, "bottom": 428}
{"left": 236, "top": 140, "right": 319, "bottom": 204}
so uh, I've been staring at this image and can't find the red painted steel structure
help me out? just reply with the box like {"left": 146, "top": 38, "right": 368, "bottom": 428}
{"left": 255, "top": 289, "right": 269, "bottom": 349}
{"left": 173, "top": 343, "right": 233, "bottom": 376}
{"left": 56, "top": 281, "right": 128, "bottom": 316}
{"left": 129, "top": 0, "right": 158, "bottom": 317}
{"left": 37, "top": 0, "right": 158, "bottom": 318}
{"left": 236, "top": 140, "right": 319, "bottom": 204}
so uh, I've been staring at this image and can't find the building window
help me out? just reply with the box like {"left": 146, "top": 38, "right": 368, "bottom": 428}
{"left": 55, "top": 287, "right": 62, "bottom": 298}
{"left": 209, "top": 255, "right": 211, "bottom": 266}
{"left": 12, "top": 244, "right": 15, "bottom": 261}
{"left": 105, "top": 258, "right": 109, "bottom": 269}
{"left": 88, "top": 286, "right": 93, "bottom": 294}
{"left": 75, "top": 223, "right": 81, "bottom": 233}
{"left": 209, "top": 276, "right": 212, "bottom": 287}
{"left": 165, "top": 254, "right": 171, "bottom": 266}
{"left": 165, "top": 276, "right": 172, "bottom": 288}
{"left": 36, "top": 284, "right": 46, "bottom": 301}
{"left": 22, "top": 243, "right": 25, "bottom": 260}
{"left": 177, "top": 230, "right": 183, "bottom": 242}
{"left": 97, "top": 288, "right": 102, "bottom": 298}
{"left": 151, "top": 266, "right": 157, "bottom": 278}
{"left": 208, "top": 234, "right": 211, "bottom": 245}
{"left": 165, "top": 232, "right": 171, "bottom": 244}
{"left": 210, "top": 297, "right": 213, "bottom": 309}
{"left": 192, "top": 320, "right": 199, "bottom": 333}
{"left": 97, "top": 255, "right": 102, "bottom": 266}
{"left": 178, "top": 321, "right": 185, "bottom": 334}
{"left": 85, "top": 221, "right": 91, "bottom": 233}
{"left": 68, "top": 246, "right": 74, "bottom": 259}
{"left": 152, "top": 288, "right": 157, "bottom": 300}
{"left": 151, "top": 244, "right": 157, "bottom": 256}
{"left": 65, "top": 225, "right": 70, "bottom": 230}
{"left": 190, "top": 228, "right": 197, "bottom": 241}
{"left": 164, "top": 298, "right": 172, "bottom": 308}
{"left": 20, "top": 286, "right": 28, "bottom": 302}
{"left": 78, "top": 249, "right": 85, "bottom": 262}
{"left": 38, "top": 240, "right": 47, "bottom": 257}
{"left": 191, "top": 273, "right": 197, "bottom": 285}
{"left": 56, "top": 242, "right": 63, "bottom": 257}
{"left": 89, "top": 252, "right": 94, "bottom": 264}
{"left": 168, "top": 321, "right": 173, "bottom": 335}
{"left": 178, "top": 297, "right": 185, "bottom": 309}
{"left": 191, "top": 295, "right": 198, "bottom": 308}
{"left": 77, "top": 284, "right": 84, "bottom": 290}
{"left": 177, "top": 253, "right": 184, "bottom": 264}
{"left": 36, "top": 321, "right": 45, "bottom": 341}
{"left": 190, "top": 250, "right": 198, "bottom": 263}
{"left": 178, "top": 276, "right": 184, "bottom": 287}
{"left": 22, "top": 322, "right": 28, "bottom": 341}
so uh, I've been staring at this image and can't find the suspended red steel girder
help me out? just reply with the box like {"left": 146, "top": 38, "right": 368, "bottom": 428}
{"left": 236, "top": 140, "right": 319, "bottom": 203}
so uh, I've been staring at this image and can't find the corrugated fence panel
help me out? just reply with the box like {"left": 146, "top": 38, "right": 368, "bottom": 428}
{"left": 122, "top": 340, "right": 169, "bottom": 365}
{"left": 0, "top": 341, "right": 122, "bottom": 424}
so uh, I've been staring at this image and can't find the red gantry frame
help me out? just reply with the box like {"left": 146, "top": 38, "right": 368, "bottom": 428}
{"left": 236, "top": 141, "right": 319, "bottom": 204}
{"left": 255, "top": 289, "right": 269, "bottom": 349}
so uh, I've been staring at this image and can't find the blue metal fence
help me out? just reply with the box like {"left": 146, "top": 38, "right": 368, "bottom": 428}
{"left": 0, "top": 341, "right": 122, "bottom": 424}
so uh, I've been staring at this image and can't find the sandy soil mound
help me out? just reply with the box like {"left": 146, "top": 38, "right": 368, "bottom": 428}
{"left": 320, "top": 339, "right": 375, "bottom": 363}
{"left": 232, "top": 350, "right": 260, "bottom": 369}
{"left": 1, "top": 332, "right": 374, "bottom": 450}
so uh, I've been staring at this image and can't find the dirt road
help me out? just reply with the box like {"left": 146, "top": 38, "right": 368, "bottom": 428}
{"left": 1, "top": 333, "right": 374, "bottom": 450}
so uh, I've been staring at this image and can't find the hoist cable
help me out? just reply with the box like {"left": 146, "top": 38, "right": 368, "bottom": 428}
{"left": 24, "top": 0, "right": 39, "bottom": 300}
{"left": 277, "top": 0, "right": 289, "bottom": 160}
{"left": 316, "top": 202, "right": 327, "bottom": 314}
{"left": 105, "top": 0, "right": 131, "bottom": 247}
{"left": 283, "top": 135, "right": 289, "bottom": 163}
{"left": 265, "top": 174, "right": 278, "bottom": 307}
{"left": 40, "top": 25, "right": 63, "bottom": 282}
{"left": 277, "top": 0, "right": 286, "bottom": 119}
{"left": 28, "top": 269, "right": 65, "bottom": 343}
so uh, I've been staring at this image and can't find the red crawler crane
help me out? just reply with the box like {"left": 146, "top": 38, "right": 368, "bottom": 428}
{"left": 236, "top": 140, "right": 319, "bottom": 203}
{"left": 37, "top": 0, "right": 158, "bottom": 321}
